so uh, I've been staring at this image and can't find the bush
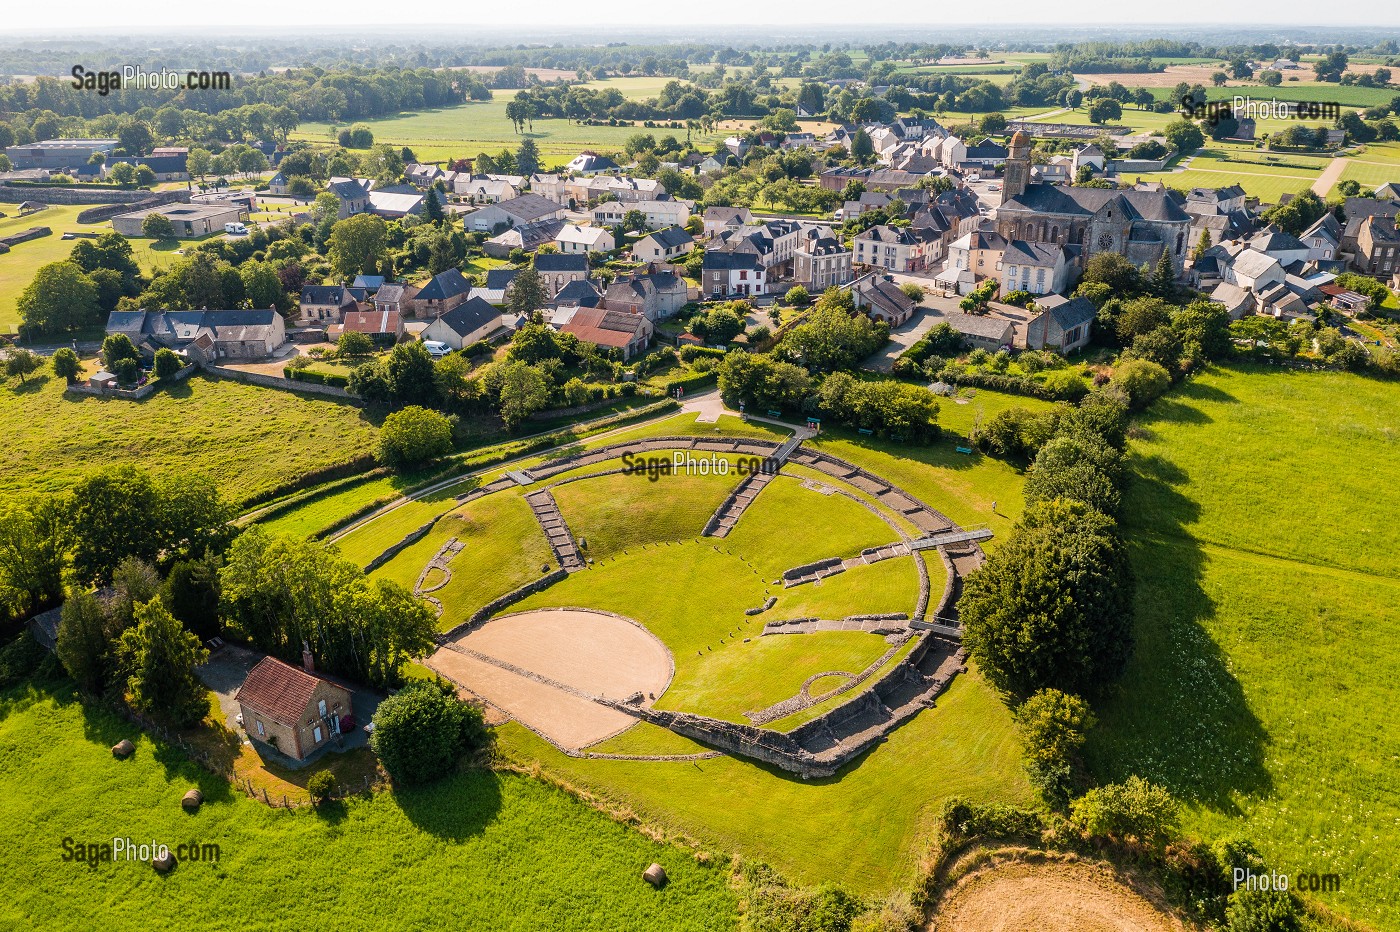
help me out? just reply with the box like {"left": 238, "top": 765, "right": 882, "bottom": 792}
{"left": 51, "top": 347, "right": 81, "bottom": 382}
{"left": 307, "top": 770, "right": 336, "bottom": 803}
{"left": 1015, "top": 689, "right": 1095, "bottom": 809}
{"left": 376, "top": 406, "right": 454, "bottom": 469}
{"left": 1110, "top": 358, "right": 1171, "bottom": 408}
{"left": 1070, "top": 776, "right": 1180, "bottom": 848}
{"left": 370, "top": 678, "right": 488, "bottom": 785}
{"left": 936, "top": 798, "right": 1044, "bottom": 842}
{"left": 153, "top": 348, "right": 182, "bottom": 380}
{"left": 1023, "top": 431, "right": 1123, "bottom": 516}
{"left": 1224, "top": 888, "right": 1303, "bottom": 932}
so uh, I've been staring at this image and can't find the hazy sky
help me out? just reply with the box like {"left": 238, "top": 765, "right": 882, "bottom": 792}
{"left": 2, "top": 0, "right": 1393, "bottom": 29}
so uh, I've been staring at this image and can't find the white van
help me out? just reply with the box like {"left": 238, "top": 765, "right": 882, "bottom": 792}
{"left": 422, "top": 340, "right": 451, "bottom": 359}
{"left": 224, "top": 222, "right": 248, "bottom": 235}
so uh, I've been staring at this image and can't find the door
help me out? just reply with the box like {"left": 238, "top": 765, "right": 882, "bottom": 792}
{"left": 313, "top": 725, "right": 323, "bottom": 744}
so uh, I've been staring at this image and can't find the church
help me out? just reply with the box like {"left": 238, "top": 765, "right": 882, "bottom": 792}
{"left": 994, "top": 131, "right": 1192, "bottom": 274}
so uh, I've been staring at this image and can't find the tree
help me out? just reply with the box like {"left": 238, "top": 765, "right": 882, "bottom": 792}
{"left": 1087, "top": 98, "right": 1122, "bottom": 124}
{"left": 370, "top": 678, "right": 487, "bottom": 785}
{"left": 117, "top": 598, "right": 211, "bottom": 727}
{"left": 377, "top": 406, "right": 454, "bottom": 468}
{"left": 337, "top": 330, "right": 374, "bottom": 357}
{"left": 56, "top": 589, "right": 111, "bottom": 693}
{"left": 1261, "top": 189, "right": 1327, "bottom": 236}
{"left": 101, "top": 333, "right": 140, "bottom": 370}
{"left": 850, "top": 128, "right": 875, "bottom": 162}
{"left": 959, "top": 500, "right": 1134, "bottom": 700}
{"left": 153, "top": 348, "right": 182, "bottom": 380}
{"left": 516, "top": 137, "right": 541, "bottom": 177}
{"left": 1070, "top": 776, "right": 1179, "bottom": 848}
{"left": 0, "top": 495, "right": 66, "bottom": 622}
{"left": 308, "top": 770, "right": 336, "bottom": 804}
{"left": 134, "top": 165, "right": 157, "bottom": 188}
{"left": 47, "top": 347, "right": 78, "bottom": 384}
{"left": 5, "top": 348, "right": 43, "bottom": 385}
{"left": 1163, "top": 118, "right": 1204, "bottom": 154}
{"left": 384, "top": 342, "right": 441, "bottom": 408}
{"left": 164, "top": 550, "right": 222, "bottom": 641}
{"left": 692, "top": 304, "right": 745, "bottom": 345}
{"left": 328, "top": 214, "right": 387, "bottom": 278}
{"left": 117, "top": 120, "right": 154, "bottom": 156}
{"left": 186, "top": 147, "right": 212, "bottom": 181}
{"left": 784, "top": 285, "right": 811, "bottom": 307}
{"left": 422, "top": 186, "right": 445, "bottom": 224}
{"left": 17, "top": 261, "right": 100, "bottom": 335}
{"left": 1191, "top": 228, "right": 1213, "bottom": 262}
{"left": 508, "top": 266, "right": 547, "bottom": 317}
{"left": 496, "top": 359, "right": 551, "bottom": 430}
{"left": 107, "top": 161, "right": 137, "bottom": 187}
{"left": 779, "top": 290, "right": 887, "bottom": 372}
{"left": 1023, "top": 432, "right": 1123, "bottom": 517}
{"left": 1015, "top": 689, "right": 1096, "bottom": 809}
{"left": 240, "top": 260, "right": 286, "bottom": 312}
{"left": 1079, "top": 252, "right": 1143, "bottom": 295}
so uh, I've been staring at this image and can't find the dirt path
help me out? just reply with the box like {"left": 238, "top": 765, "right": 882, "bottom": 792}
{"left": 1312, "top": 157, "right": 1350, "bottom": 196}
{"left": 931, "top": 859, "right": 1184, "bottom": 932}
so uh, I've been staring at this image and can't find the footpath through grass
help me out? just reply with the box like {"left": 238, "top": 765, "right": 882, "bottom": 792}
{"left": 0, "top": 681, "right": 738, "bottom": 932}
{"left": 1087, "top": 364, "right": 1400, "bottom": 929}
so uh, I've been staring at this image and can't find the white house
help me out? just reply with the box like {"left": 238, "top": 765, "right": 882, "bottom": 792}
{"left": 555, "top": 224, "right": 615, "bottom": 254}
{"left": 419, "top": 297, "right": 501, "bottom": 350}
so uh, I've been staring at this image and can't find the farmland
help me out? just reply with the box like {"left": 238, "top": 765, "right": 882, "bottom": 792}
{"left": 0, "top": 205, "right": 96, "bottom": 331}
{"left": 1087, "top": 364, "right": 1400, "bottom": 929}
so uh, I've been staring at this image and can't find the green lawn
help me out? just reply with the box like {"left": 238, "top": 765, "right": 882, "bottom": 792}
{"left": 1086, "top": 364, "right": 1400, "bottom": 930}
{"left": 0, "top": 682, "right": 738, "bottom": 931}
{"left": 0, "top": 205, "right": 97, "bottom": 331}
{"left": 0, "top": 372, "right": 376, "bottom": 505}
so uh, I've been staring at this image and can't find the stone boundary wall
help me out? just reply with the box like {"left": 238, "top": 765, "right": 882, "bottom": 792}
{"left": 363, "top": 519, "right": 437, "bottom": 574}
{"left": 64, "top": 363, "right": 198, "bottom": 400}
{"left": 439, "top": 569, "right": 569, "bottom": 640}
{"left": 206, "top": 365, "right": 357, "bottom": 400}
{"left": 0, "top": 184, "right": 189, "bottom": 211}
{"left": 0, "top": 226, "right": 50, "bottom": 249}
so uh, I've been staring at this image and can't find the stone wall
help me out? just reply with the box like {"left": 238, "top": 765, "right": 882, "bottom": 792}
{"left": 206, "top": 365, "right": 357, "bottom": 400}
{"left": 440, "top": 569, "right": 569, "bottom": 640}
{"left": 362, "top": 520, "right": 437, "bottom": 574}
{"left": 64, "top": 363, "right": 198, "bottom": 400}
{"left": 0, "top": 226, "right": 50, "bottom": 249}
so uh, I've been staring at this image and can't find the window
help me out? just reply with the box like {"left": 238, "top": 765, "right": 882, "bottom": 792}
{"left": 313, "top": 725, "right": 323, "bottom": 744}
{"left": 256, "top": 720, "right": 265, "bottom": 736}
{"left": 318, "top": 699, "right": 327, "bottom": 718}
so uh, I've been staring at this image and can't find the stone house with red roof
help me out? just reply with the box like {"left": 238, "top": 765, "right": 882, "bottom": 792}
{"left": 235, "top": 655, "right": 353, "bottom": 761}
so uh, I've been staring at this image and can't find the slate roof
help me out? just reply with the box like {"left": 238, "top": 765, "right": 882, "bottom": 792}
{"left": 1000, "top": 184, "right": 1190, "bottom": 223}
{"left": 639, "top": 226, "right": 694, "bottom": 250}
{"left": 1252, "top": 230, "right": 1307, "bottom": 253}
{"left": 533, "top": 253, "right": 588, "bottom": 273}
{"left": 495, "top": 193, "right": 564, "bottom": 222}
{"left": 352, "top": 275, "right": 386, "bottom": 290}
{"left": 301, "top": 285, "right": 354, "bottom": 306}
{"left": 328, "top": 179, "right": 368, "bottom": 200}
{"left": 944, "top": 312, "right": 1013, "bottom": 340}
{"left": 236, "top": 656, "right": 346, "bottom": 725}
{"left": 703, "top": 251, "right": 763, "bottom": 270}
{"left": 414, "top": 269, "right": 472, "bottom": 302}
{"left": 554, "top": 279, "right": 604, "bottom": 307}
{"left": 374, "top": 284, "right": 407, "bottom": 306}
{"left": 1035, "top": 294, "right": 1096, "bottom": 330}
{"left": 432, "top": 297, "right": 500, "bottom": 337}
{"left": 485, "top": 269, "right": 518, "bottom": 290}
{"left": 1002, "top": 240, "right": 1064, "bottom": 267}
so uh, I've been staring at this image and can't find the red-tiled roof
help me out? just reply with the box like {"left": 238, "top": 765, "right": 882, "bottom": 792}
{"left": 235, "top": 656, "right": 345, "bottom": 724}
{"left": 342, "top": 309, "right": 402, "bottom": 334}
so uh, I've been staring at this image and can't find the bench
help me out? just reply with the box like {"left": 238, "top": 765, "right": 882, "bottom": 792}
{"left": 857, "top": 428, "right": 874, "bottom": 436}
{"left": 767, "top": 409, "right": 782, "bottom": 418}
{"left": 955, "top": 446, "right": 973, "bottom": 454}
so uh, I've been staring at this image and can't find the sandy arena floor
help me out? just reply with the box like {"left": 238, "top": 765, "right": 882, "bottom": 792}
{"left": 427, "top": 608, "right": 674, "bottom": 751}
{"left": 931, "top": 859, "right": 1183, "bottom": 932}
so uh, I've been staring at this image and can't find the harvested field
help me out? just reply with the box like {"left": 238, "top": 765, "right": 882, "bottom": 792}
{"left": 931, "top": 857, "right": 1183, "bottom": 931}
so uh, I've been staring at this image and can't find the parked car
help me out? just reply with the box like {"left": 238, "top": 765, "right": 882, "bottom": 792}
{"left": 422, "top": 340, "right": 451, "bottom": 359}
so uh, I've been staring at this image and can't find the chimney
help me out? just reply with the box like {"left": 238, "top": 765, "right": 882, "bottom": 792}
{"left": 301, "top": 641, "right": 315, "bottom": 674}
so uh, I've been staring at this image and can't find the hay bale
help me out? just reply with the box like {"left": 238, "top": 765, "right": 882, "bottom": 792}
{"left": 643, "top": 863, "right": 667, "bottom": 889}
{"left": 152, "top": 850, "right": 176, "bottom": 873}
{"left": 111, "top": 739, "right": 135, "bottom": 759}
{"left": 181, "top": 789, "right": 203, "bottom": 812}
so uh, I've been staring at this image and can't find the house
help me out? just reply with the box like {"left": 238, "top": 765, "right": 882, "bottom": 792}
{"left": 573, "top": 175, "right": 664, "bottom": 204}
{"left": 105, "top": 308, "right": 287, "bottom": 361}
{"left": 561, "top": 307, "right": 654, "bottom": 359}
{"left": 373, "top": 284, "right": 407, "bottom": 314}
{"left": 529, "top": 173, "right": 567, "bottom": 204}
{"left": 465, "top": 193, "right": 566, "bottom": 233}
{"left": 1023, "top": 294, "right": 1095, "bottom": 353}
{"left": 483, "top": 219, "right": 566, "bottom": 258}
{"left": 368, "top": 186, "right": 426, "bottom": 219}
{"left": 697, "top": 155, "right": 726, "bottom": 174}
{"left": 1070, "top": 144, "right": 1106, "bottom": 177}
{"left": 327, "top": 178, "right": 372, "bottom": 218}
{"left": 475, "top": 269, "right": 518, "bottom": 305}
{"left": 602, "top": 269, "right": 688, "bottom": 321}
{"left": 1353, "top": 214, "right": 1400, "bottom": 278}
{"left": 1300, "top": 213, "right": 1341, "bottom": 262}
{"left": 552, "top": 279, "right": 604, "bottom": 310}
{"left": 110, "top": 202, "right": 246, "bottom": 238}
{"left": 341, "top": 308, "right": 405, "bottom": 341}
{"left": 555, "top": 224, "right": 615, "bottom": 254}
{"left": 940, "top": 229, "right": 1008, "bottom": 293}
{"left": 711, "top": 219, "right": 803, "bottom": 279}
{"left": 1317, "top": 283, "right": 1371, "bottom": 315}
{"left": 850, "top": 272, "right": 916, "bottom": 326}
{"left": 943, "top": 312, "right": 1015, "bottom": 351}
{"left": 1209, "top": 281, "right": 1256, "bottom": 319}
{"left": 702, "top": 251, "right": 766, "bottom": 298}
{"left": 409, "top": 269, "right": 472, "bottom": 317}
{"left": 632, "top": 226, "right": 694, "bottom": 263}
{"left": 352, "top": 274, "right": 385, "bottom": 292}
{"left": 703, "top": 206, "right": 755, "bottom": 239}
{"left": 235, "top": 655, "right": 353, "bottom": 762}
{"left": 592, "top": 199, "right": 692, "bottom": 230}
{"left": 298, "top": 285, "right": 359, "bottom": 326}
{"left": 419, "top": 296, "right": 501, "bottom": 350}
{"left": 1248, "top": 229, "right": 1310, "bottom": 269}
{"left": 795, "top": 230, "right": 853, "bottom": 290}
{"left": 960, "top": 139, "right": 1008, "bottom": 169}
{"left": 851, "top": 224, "right": 931, "bottom": 273}
{"left": 565, "top": 152, "right": 620, "bottom": 175}
{"left": 1000, "top": 240, "right": 1073, "bottom": 296}
{"left": 454, "top": 174, "right": 519, "bottom": 203}
{"left": 534, "top": 253, "right": 590, "bottom": 297}
{"left": 1226, "top": 249, "right": 1285, "bottom": 293}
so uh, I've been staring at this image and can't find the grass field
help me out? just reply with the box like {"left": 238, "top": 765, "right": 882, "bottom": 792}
{"left": 0, "top": 372, "right": 376, "bottom": 504}
{"left": 1086, "top": 364, "right": 1400, "bottom": 929}
{"left": 0, "top": 682, "right": 739, "bottom": 931}
{"left": 0, "top": 205, "right": 98, "bottom": 331}
{"left": 290, "top": 84, "right": 726, "bottom": 167}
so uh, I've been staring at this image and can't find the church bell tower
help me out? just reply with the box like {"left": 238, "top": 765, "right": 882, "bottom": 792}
{"left": 1002, "top": 130, "right": 1032, "bottom": 201}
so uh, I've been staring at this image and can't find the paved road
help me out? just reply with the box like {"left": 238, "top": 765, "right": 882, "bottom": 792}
{"left": 1312, "top": 157, "right": 1350, "bottom": 197}
{"left": 863, "top": 293, "right": 962, "bottom": 373}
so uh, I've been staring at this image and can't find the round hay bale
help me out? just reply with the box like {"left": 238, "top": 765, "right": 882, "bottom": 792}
{"left": 643, "top": 863, "right": 667, "bottom": 889}
{"left": 181, "top": 789, "right": 204, "bottom": 812}
{"left": 152, "top": 850, "right": 177, "bottom": 873}
{"left": 111, "top": 739, "right": 135, "bottom": 759}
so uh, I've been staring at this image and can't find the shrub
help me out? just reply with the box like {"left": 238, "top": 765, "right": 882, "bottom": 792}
{"left": 307, "top": 770, "right": 336, "bottom": 803}
{"left": 1014, "top": 689, "right": 1095, "bottom": 809}
{"left": 376, "top": 405, "right": 454, "bottom": 468}
{"left": 153, "top": 348, "right": 182, "bottom": 380}
{"left": 51, "top": 347, "right": 81, "bottom": 382}
{"left": 370, "top": 678, "right": 488, "bottom": 785}
{"left": 1224, "top": 889, "right": 1303, "bottom": 932}
{"left": 1110, "top": 358, "right": 1171, "bottom": 408}
{"left": 1070, "top": 775, "right": 1180, "bottom": 848}
{"left": 784, "top": 285, "right": 811, "bottom": 306}
{"left": 936, "top": 798, "right": 1044, "bottom": 842}
{"left": 1023, "top": 431, "right": 1123, "bottom": 516}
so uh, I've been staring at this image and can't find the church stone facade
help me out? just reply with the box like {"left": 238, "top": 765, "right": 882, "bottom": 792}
{"left": 994, "top": 131, "right": 1191, "bottom": 274}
